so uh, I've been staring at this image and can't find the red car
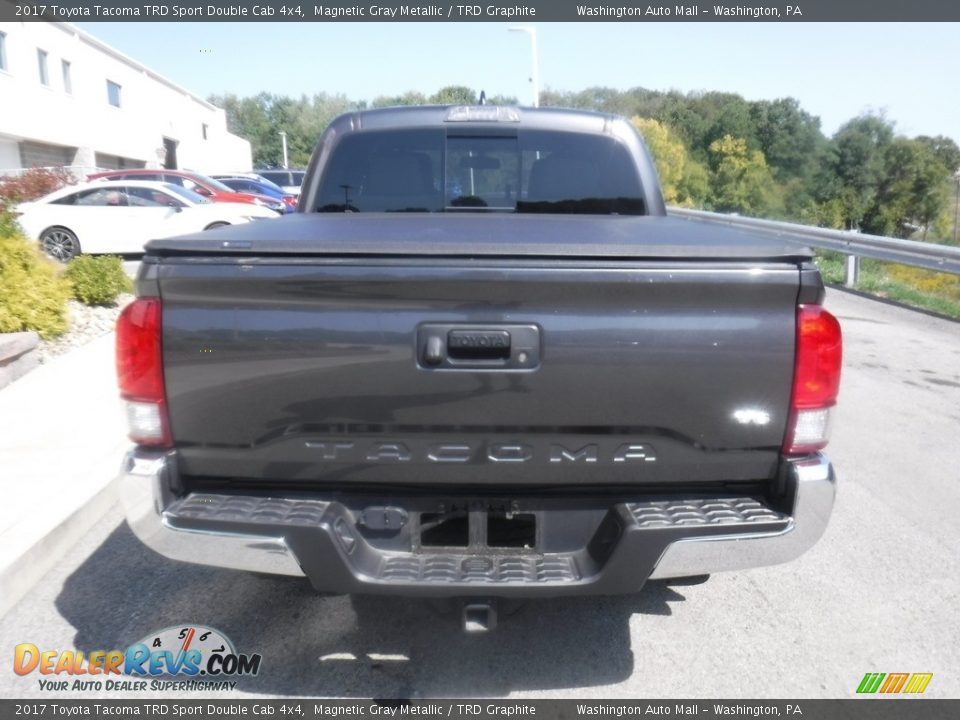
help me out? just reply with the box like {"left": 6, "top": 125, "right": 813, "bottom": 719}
{"left": 86, "top": 169, "right": 286, "bottom": 214}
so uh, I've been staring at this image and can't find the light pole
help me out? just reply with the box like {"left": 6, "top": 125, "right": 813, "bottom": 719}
{"left": 507, "top": 26, "right": 539, "bottom": 107}
{"left": 279, "top": 131, "right": 289, "bottom": 170}
{"left": 954, "top": 168, "right": 960, "bottom": 245}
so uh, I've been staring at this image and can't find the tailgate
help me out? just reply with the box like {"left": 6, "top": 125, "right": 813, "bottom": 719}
{"left": 157, "top": 258, "right": 800, "bottom": 486}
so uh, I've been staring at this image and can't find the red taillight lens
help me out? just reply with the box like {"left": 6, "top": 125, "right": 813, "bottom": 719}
{"left": 283, "top": 195, "right": 297, "bottom": 207}
{"left": 116, "top": 298, "right": 171, "bottom": 447}
{"left": 117, "top": 298, "right": 162, "bottom": 399}
{"left": 784, "top": 305, "right": 842, "bottom": 455}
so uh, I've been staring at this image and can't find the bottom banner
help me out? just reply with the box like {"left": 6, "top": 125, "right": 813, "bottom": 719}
{"left": 1, "top": 700, "right": 956, "bottom": 720}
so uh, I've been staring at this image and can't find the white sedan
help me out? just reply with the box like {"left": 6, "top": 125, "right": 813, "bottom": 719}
{"left": 15, "top": 180, "right": 279, "bottom": 261}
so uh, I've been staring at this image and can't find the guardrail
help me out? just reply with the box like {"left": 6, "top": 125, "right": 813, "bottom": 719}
{"left": 668, "top": 206, "right": 960, "bottom": 285}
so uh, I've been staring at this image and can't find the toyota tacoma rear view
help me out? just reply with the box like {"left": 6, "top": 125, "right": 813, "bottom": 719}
{"left": 118, "top": 106, "right": 842, "bottom": 630}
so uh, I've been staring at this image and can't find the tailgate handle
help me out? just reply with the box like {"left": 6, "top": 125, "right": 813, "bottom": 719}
{"left": 447, "top": 330, "right": 511, "bottom": 360}
{"left": 417, "top": 324, "right": 540, "bottom": 371}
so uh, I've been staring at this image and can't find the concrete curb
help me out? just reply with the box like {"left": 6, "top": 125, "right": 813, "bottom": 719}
{"left": 0, "top": 332, "right": 129, "bottom": 619}
{"left": 0, "top": 467, "right": 121, "bottom": 618}
{"left": 0, "top": 331, "right": 40, "bottom": 390}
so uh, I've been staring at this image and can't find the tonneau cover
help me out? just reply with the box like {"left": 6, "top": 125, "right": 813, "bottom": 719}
{"left": 146, "top": 213, "right": 813, "bottom": 261}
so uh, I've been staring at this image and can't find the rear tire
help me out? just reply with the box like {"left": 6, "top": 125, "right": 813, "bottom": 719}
{"left": 40, "top": 227, "right": 81, "bottom": 262}
{"left": 203, "top": 221, "right": 230, "bottom": 230}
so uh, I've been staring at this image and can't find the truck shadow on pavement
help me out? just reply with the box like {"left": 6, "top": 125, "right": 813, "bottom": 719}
{"left": 57, "top": 523, "right": 699, "bottom": 697}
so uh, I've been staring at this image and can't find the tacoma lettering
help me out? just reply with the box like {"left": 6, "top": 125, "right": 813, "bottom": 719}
{"left": 303, "top": 441, "right": 656, "bottom": 464}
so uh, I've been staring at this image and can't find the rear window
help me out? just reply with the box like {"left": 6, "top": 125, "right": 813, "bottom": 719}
{"left": 314, "top": 129, "right": 645, "bottom": 214}
{"left": 52, "top": 188, "right": 118, "bottom": 206}
{"left": 259, "top": 171, "right": 290, "bottom": 185}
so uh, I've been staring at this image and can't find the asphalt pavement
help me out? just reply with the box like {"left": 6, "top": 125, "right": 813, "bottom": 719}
{"left": 1, "top": 288, "right": 958, "bottom": 699}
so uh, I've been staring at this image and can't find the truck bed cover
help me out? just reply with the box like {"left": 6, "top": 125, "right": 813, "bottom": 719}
{"left": 145, "top": 213, "right": 813, "bottom": 262}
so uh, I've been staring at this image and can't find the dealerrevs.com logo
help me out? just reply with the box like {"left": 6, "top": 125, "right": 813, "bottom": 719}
{"left": 13, "top": 625, "right": 261, "bottom": 692}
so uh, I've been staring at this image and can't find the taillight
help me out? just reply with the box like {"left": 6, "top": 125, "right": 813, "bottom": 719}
{"left": 784, "top": 305, "right": 842, "bottom": 455}
{"left": 116, "top": 298, "right": 171, "bottom": 447}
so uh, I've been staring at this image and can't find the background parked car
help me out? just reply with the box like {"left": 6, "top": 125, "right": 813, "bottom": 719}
{"left": 211, "top": 175, "right": 297, "bottom": 213}
{"left": 209, "top": 171, "right": 279, "bottom": 186}
{"left": 16, "top": 180, "right": 279, "bottom": 261}
{"left": 87, "top": 169, "right": 286, "bottom": 214}
{"left": 255, "top": 169, "right": 306, "bottom": 197}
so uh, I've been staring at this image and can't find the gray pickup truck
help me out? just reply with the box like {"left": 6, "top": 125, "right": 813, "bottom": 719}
{"left": 118, "top": 106, "right": 841, "bottom": 630}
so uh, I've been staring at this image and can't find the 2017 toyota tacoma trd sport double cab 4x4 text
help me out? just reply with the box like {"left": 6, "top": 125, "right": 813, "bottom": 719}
{"left": 118, "top": 106, "right": 841, "bottom": 630}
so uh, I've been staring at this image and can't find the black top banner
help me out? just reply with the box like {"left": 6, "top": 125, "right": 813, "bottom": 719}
{"left": 2, "top": 0, "right": 960, "bottom": 22}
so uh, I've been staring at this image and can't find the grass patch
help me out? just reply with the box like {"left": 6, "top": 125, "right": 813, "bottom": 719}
{"left": 815, "top": 251, "right": 960, "bottom": 320}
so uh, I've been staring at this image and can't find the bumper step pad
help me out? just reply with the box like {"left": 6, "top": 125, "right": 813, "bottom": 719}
{"left": 379, "top": 554, "right": 579, "bottom": 584}
{"left": 173, "top": 494, "right": 331, "bottom": 527}
{"left": 162, "top": 491, "right": 791, "bottom": 593}
{"left": 627, "top": 497, "right": 786, "bottom": 529}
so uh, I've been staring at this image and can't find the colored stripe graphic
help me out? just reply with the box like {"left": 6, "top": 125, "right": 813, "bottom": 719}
{"left": 903, "top": 673, "right": 933, "bottom": 694}
{"left": 880, "top": 673, "right": 909, "bottom": 693}
{"left": 857, "top": 672, "right": 933, "bottom": 694}
{"left": 857, "top": 673, "right": 885, "bottom": 693}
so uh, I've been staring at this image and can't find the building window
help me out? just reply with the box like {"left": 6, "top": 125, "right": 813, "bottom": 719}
{"left": 202, "top": 123, "right": 208, "bottom": 140}
{"left": 62, "top": 60, "right": 72, "bottom": 94}
{"left": 37, "top": 49, "right": 49, "bottom": 86}
{"left": 0, "top": 32, "right": 7, "bottom": 72}
{"left": 107, "top": 80, "right": 122, "bottom": 108}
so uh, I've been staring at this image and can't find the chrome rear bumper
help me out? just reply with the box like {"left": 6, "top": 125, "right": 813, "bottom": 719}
{"left": 121, "top": 451, "right": 835, "bottom": 594}
{"left": 649, "top": 454, "right": 835, "bottom": 578}
{"left": 121, "top": 451, "right": 304, "bottom": 577}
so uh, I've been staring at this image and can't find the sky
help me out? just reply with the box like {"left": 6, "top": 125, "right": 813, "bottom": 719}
{"left": 77, "top": 22, "right": 959, "bottom": 142}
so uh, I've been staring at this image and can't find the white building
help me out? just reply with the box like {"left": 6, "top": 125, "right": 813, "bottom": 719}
{"left": 0, "top": 22, "right": 251, "bottom": 177}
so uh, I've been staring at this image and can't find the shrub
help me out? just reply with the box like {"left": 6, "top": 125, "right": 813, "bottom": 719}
{"left": 0, "top": 227, "right": 71, "bottom": 338}
{"left": 65, "top": 255, "right": 132, "bottom": 306}
{"left": 0, "top": 167, "right": 74, "bottom": 210}
{"left": 0, "top": 208, "right": 18, "bottom": 237}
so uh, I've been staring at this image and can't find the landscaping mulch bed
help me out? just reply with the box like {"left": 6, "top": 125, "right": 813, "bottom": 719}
{"left": 37, "top": 294, "right": 134, "bottom": 364}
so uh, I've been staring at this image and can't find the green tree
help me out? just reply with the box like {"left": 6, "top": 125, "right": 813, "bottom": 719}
{"left": 210, "top": 93, "right": 272, "bottom": 165}
{"left": 372, "top": 91, "right": 428, "bottom": 107}
{"left": 865, "top": 138, "right": 952, "bottom": 239}
{"left": 679, "top": 159, "right": 711, "bottom": 209}
{"left": 708, "top": 135, "right": 782, "bottom": 216}
{"left": 826, "top": 114, "right": 895, "bottom": 229}
{"left": 632, "top": 117, "right": 686, "bottom": 205}
{"left": 631, "top": 116, "right": 710, "bottom": 208}
{"left": 485, "top": 94, "right": 520, "bottom": 106}
{"left": 916, "top": 135, "right": 960, "bottom": 174}
{"left": 206, "top": 84, "right": 960, "bottom": 236}
{"left": 750, "top": 98, "right": 823, "bottom": 180}
{"left": 703, "top": 95, "right": 758, "bottom": 150}
{"left": 429, "top": 86, "right": 477, "bottom": 105}
{"left": 656, "top": 92, "right": 712, "bottom": 159}
{"left": 209, "top": 92, "right": 360, "bottom": 167}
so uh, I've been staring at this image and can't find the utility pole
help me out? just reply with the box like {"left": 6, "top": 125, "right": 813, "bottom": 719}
{"left": 507, "top": 27, "right": 539, "bottom": 107}
{"left": 279, "top": 131, "right": 289, "bottom": 170}
{"left": 954, "top": 169, "right": 960, "bottom": 245}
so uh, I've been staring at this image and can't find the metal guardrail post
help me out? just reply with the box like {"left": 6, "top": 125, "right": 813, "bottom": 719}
{"left": 844, "top": 255, "right": 860, "bottom": 288}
